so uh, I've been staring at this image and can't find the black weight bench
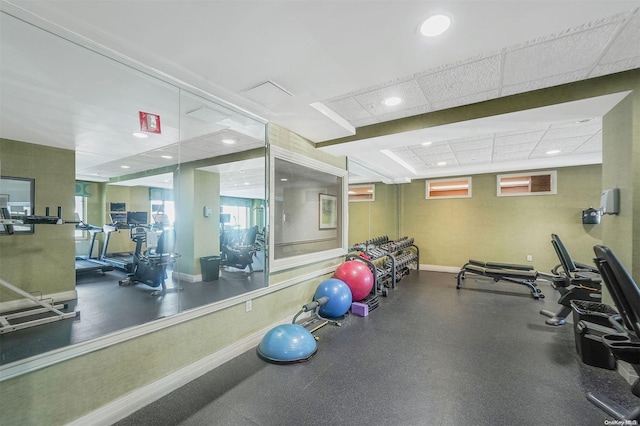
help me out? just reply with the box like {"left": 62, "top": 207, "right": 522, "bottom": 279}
{"left": 456, "top": 259, "right": 544, "bottom": 299}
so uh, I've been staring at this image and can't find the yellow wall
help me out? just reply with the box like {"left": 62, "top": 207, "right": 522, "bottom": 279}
{"left": 0, "top": 139, "right": 75, "bottom": 301}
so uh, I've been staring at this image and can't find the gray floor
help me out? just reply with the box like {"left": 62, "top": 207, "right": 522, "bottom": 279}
{"left": 115, "top": 271, "right": 638, "bottom": 425}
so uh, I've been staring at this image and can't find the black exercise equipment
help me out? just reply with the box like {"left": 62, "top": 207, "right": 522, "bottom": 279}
{"left": 456, "top": 259, "right": 545, "bottom": 299}
{"left": 220, "top": 225, "right": 261, "bottom": 273}
{"left": 540, "top": 234, "right": 601, "bottom": 326}
{"left": 118, "top": 227, "right": 179, "bottom": 296}
{"left": 584, "top": 245, "right": 640, "bottom": 421}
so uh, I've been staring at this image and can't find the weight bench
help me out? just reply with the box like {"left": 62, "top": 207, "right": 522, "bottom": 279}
{"left": 456, "top": 259, "right": 544, "bottom": 299}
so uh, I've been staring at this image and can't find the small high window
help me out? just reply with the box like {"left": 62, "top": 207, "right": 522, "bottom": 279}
{"left": 497, "top": 171, "right": 557, "bottom": 197}
{"left": 348, "top": 184, "right": 375, "bottom": 202}
{"left": 426, "top": 177, "right": 472, "bottom": 199}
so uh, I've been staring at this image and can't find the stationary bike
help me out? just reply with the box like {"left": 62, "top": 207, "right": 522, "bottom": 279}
{"left": 220, "top": 225, "right": 260, "bottom": 273}
{"left": 119, "top": 227, "right": 178, "bottom": 295}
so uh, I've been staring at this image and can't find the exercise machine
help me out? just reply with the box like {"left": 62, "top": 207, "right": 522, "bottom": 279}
{"left": 540, "top": 234, "right": 601, "bottom": 326}
{"left": 583, "top": 246, "right": 640, "bottom": 421}
{"left": 118, "top": 227, "right": 179, "bottom": 295}
{"left": 75, "top": 222, "right": 114, "bottom": 275}
{"left": 0, "top": 203, "right": 79, "bottom": 333}
{"left": 456, "top": 259, "right": 545, "bottom": 299}
{"left": 101, "top": 224, "right": 135, "bottom": 273}
{"left": 220, "top": 225, "right": 261, "bottom": 273}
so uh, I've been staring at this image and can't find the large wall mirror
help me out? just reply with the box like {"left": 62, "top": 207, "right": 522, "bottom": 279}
{"left": 0, "top": 177, "right": 34, "bottom": 234}
{"left": 0, "top": 10, "right": 267, "bottom": 365}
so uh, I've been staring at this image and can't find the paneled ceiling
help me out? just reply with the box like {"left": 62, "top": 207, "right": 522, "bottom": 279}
{"left": 1, "top": 1, "right": 639, "bottom": 189}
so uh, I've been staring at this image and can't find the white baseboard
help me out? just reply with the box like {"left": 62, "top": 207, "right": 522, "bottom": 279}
{"left": 171, "top": 271, "right": 199, "bottom": 283}
{"left": 66, "top": 315, "right": 292, "bottom": 426}
{"left": 419, "top": 264, "right": 460, "bottom": 274}
{"left": 0, "top": 290, "right": 77, "bottom": 314}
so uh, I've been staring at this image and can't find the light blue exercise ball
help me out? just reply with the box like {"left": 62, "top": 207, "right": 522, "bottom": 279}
{"left": 257, "top": 323, "right": 317, "bottom": 364}
{"left": 314, "top": 278, "right": 353, "bottom": 318}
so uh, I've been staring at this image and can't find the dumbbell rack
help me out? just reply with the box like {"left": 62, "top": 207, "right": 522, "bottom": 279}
{"left": 346, "top": 236, "right": 420, "bottom": 298}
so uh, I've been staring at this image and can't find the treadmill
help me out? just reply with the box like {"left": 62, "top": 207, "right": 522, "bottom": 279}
{"left": 100, "top": 224, "right": 135, "bottom": 273}
{"left": 75, "top": 224, "right": 114, "bottom": 275}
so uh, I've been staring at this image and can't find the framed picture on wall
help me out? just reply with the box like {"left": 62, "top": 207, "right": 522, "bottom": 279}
{"left": 319, "top": 193, "right": 337, "bottom": 229}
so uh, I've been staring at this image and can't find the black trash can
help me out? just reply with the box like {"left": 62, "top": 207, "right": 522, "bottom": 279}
{"left": 200, "top": 256, "right": 221, "bottom": 281}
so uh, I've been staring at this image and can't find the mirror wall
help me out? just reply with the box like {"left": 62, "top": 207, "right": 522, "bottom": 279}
{"left": 0, "top": 10, "right": 267, "bottom": 364}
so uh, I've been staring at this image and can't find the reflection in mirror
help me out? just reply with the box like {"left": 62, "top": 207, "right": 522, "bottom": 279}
{"left": 0, "top": 10, "right": 266, "bottom": 366}
{"left": 348, "top": 184, "right": 375, "bottom": 202}
{"left": 0, "top": 177, "right": 34, "bottom": 233}
{"left": 270, "top": 148, "right": 347, "bottom": 272}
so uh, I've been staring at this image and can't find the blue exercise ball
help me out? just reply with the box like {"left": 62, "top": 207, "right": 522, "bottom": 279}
{"left": 257, "top": 324, "right": 317, "bottom": 364}
{"left": 314, "top": 278, "right": 352, "bottom": 318}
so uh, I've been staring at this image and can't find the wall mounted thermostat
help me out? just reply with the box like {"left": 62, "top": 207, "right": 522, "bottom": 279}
{"left": 203, "top": 205, "right": 212, "bottom": 218}
{"left": 600, "top": 188, "right": 620, "bottom": 215}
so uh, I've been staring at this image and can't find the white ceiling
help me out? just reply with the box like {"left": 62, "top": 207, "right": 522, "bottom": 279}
{"left": 1, "top": 1, "right": 639, "bottom": 189}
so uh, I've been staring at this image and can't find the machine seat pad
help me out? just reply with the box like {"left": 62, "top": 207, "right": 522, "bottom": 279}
{"left": 465, "top": 263, "right": 537, "bottom": 280}
{"left": 468, "top": 259, "right": 534, "bottom": 271}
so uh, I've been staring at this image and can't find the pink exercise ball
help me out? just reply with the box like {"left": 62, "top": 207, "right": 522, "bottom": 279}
{"left": 334, "top": 261, "right": 374, "bottom": 301}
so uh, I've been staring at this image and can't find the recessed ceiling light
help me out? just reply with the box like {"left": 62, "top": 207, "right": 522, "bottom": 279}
{"left": 161, "top": 155, "right": 173, "bottom": 159}
{"left": 421, "top": 141, "right": 433, "bottom": 146}
{"left": 222, "top": 138, "right": 236, "bottom": 144}
{"left": 546, "top": 150, "right": 561, "bottom": 155}
{"left": 132, "top": 132, "right": 148, "bottom": 138}
{"left": 244, "top": 182, "right": 250, "bottom": 186}
{"left": 420, "top": 14, "right": 451, "bottom": 37}
{"left": 383, "top": 97, "right": 402, "bottom": 107}
{"left": 280, "top": 178, "right": 288, "bottom": 182}
{"left": 120, "top": 165, "right": 130, "bottom": 169}
{"left": 437, "top": 161, "right": 447, "bottom": 166}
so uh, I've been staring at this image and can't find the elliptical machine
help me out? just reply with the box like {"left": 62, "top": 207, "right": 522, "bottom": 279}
{"left": 119, "top": 226, "right": 179, "bottom": 295}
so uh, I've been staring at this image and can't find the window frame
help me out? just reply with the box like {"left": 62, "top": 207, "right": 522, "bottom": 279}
{"left": 348, "top": 184, "right": 375, "bottom": 202}
{"left": 425, "top": 176, "right": 472, "bottom": 200}
{"left": 497, "top": 170, "right": 557, "bottom": 197}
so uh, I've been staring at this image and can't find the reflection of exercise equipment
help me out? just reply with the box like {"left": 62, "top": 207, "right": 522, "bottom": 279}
{"left": 101, "top": 225, "right": 135, "bottom": 273}
{"left": 257, "top": 297, "right": 340, "bottom": 364}
{"left": 75, "top": 222, "right": 114, "bottom": 275}
{"left": 456, "top": 259, "right": 545, "bottom": 299}
{"left": 220, "top": 225, "right": 261, "bottom": 273}
{"left": 540, "top": 234, "right": 601, "bottom": 326}
{"left": 0, "top": 203, "right": 79, "bottom": 332}
{"left": 585, "top": 246, "right": 640, "bottom": 421}
{"left": 118, "top": 227, "right": 179, "bottom": 296}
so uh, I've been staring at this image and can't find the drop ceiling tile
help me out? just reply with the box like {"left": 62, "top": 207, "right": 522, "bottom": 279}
{"left": 410, "top": 143, "right": 453, "bottom": 156}
{"left": 494, "top": 141, "right": 538, "bottom": 153}
{"left": 536, "top": 135, "right": 591, "bottom": 148}
{"left": 351, "top": 116, "right": 381, "bottom": 127}
{"left": 353, "top": 79, "right": 428, "bottom": 116}
{"left": 530, "top": 146, "right": 581, "bottom": 158}
{"left": 503, "top": 23, "right": 619, "bottom": 86}
{"left": 374, "top": 104, "right": 432, "bottom": 123}
{"left": 543, "top": 122, "right": 601, "bottom": 140}
{"left": 493, "top": 151, "right": 532, "bottom": 162}
{"left": 590, "top": 57, "right": 640, "bottom": 78}
{"left": 455, "top": 148, "right": 493, "bottom": 165}
{"left": 449, "top": 138, "right": 493, "bottom": 152}
{"left": 416, "top": 55, "right": 501, "bottom": 103}
{"left": 430, "top": 90, "right": 501, "bottom": 112}
{"left": 501, "top": 71, "right": 587, "bottom": 96}
{"left": 600, "top": 12, "right": 640, "bottom": 64}
{"left": 324, "top": 96, "right": 373, "bottom": 122}
{"left": 494, "top": 131, "right": 546, "bottom": 146}
{"left": 574, "top": 133, "right": 602, "bottom": 154}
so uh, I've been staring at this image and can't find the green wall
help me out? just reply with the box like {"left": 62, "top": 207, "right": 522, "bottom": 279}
{"left": 348, "top": 182, "right": 399, "bottom": 245}
{"left": 0, "top": 139, "right": 76, "bottom": 302}
{"left": 401, "top": 165, "right": 603, "bottom": 272}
